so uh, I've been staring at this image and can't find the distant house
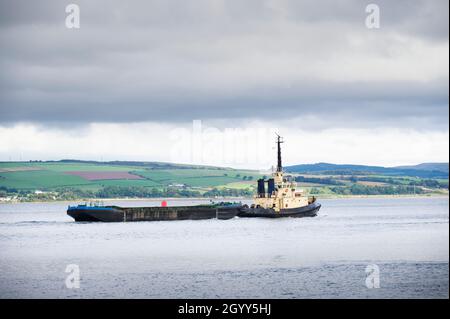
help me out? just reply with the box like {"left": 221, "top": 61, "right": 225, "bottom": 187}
{"left": 168, "top": 183, "right": 186, "bottom": 188}
{"left": 0, "top": 196, "right": 17, "bottom": 202}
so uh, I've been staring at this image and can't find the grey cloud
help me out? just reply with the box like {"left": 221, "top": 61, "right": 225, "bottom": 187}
{"left": 0, "top": 0, "right": 448, "bottom": 129}
{"left": 1, "top": 80, "right": 447, "bottom": 129}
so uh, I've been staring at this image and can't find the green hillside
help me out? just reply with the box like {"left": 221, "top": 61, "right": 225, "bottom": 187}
{"left": 0, "top": 161, "right": 260, "bottom": 200}
{"left": 0, "top": 160, "right": 447, "bottom": 201}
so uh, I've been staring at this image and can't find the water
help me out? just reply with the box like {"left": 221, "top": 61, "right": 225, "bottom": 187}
{"left": 0, "top": 197, "right": 448, "bottom": 299}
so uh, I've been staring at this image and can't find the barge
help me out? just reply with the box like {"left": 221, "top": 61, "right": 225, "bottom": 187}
{"left": 67, "top": 202, "right": 241, "bottom": 222}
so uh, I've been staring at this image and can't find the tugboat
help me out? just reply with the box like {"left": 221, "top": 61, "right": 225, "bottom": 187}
{"left": 237, "top": 135, "right": 321, "bottom": 218}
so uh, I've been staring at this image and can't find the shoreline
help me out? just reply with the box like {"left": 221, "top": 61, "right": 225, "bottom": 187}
{"left": 1, "top": 193, "right": 448, "bottom": 204}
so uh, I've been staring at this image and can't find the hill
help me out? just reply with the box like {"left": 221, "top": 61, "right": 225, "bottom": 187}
{"left": 394, "top": 163, "right": 449, "bottom": 173}
{"left": 285, "top": 162, "right": 449, "bottom": 178}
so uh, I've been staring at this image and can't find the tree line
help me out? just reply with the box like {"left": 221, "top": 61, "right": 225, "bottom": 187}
{"left": 1, "top": 185, "right": 254, "bottom": 201}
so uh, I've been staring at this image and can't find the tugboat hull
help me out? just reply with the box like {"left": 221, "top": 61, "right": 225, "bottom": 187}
{"left": 237, "top": 202, "right": 321, "bottom": 218}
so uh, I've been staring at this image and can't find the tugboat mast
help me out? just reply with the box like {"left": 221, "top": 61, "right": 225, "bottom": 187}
{"left": 276, "top": 134, "right": 284, "bottom": 172}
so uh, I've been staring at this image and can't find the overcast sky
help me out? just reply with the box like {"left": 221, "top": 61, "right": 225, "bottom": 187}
{"left": 0, "top": 0, "right": 448, "bottom": 168}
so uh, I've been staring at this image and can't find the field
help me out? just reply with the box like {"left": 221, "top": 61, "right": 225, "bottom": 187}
{"left": 0, "top": 160, "right": 447, "bottom": 201}
{"left": 0, "top": 161, "right": 260, "bottom": 193}
{"left": 0, "top": 170, "right": 88, "bottom": 189}
{"left": 65, "top": 171, "right": 144, "bottom": 180}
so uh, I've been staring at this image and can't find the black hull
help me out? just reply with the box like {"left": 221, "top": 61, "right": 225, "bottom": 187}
{"left": 67, "top": 207, "right": 125, "bottom": 222}
{"left": 67, "top": 205, "right": 240, "bottom": 222}
{"left": 237, "top": 202, "right": 321, "bottom": 218}
{"left": 67, "top": 202, "right": 321, "bottom": 222}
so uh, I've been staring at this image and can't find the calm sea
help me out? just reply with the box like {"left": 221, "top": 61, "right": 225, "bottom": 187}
{"left": 0, "top": 197, "right": 448, "bottom": 298}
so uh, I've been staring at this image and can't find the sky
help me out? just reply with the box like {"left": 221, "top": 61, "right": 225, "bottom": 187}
{"left": 0, "top": 0, "right": 448, "bottom": 169}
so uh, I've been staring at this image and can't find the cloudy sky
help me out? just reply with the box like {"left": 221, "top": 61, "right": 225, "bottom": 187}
{"left": 0, "top": 0, "right": 448, "bottom": 169}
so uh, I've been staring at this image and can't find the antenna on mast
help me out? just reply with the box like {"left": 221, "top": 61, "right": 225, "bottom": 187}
{"left": 275, "top": 133, "right": 284, "bottom": 172}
